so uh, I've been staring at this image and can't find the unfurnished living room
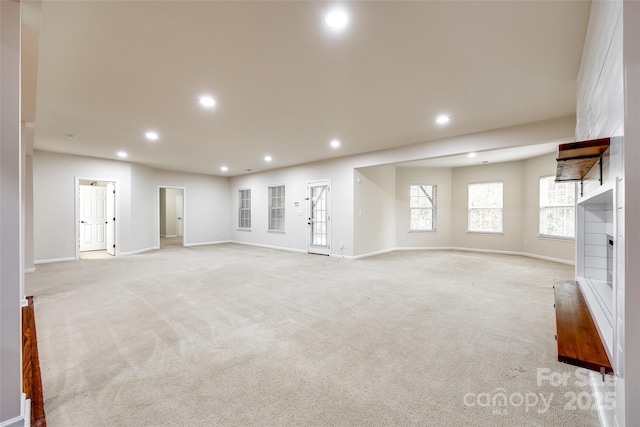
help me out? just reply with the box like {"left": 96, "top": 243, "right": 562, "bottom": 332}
{"left": 1, "top": 1, "right": 640, "bottom": 427}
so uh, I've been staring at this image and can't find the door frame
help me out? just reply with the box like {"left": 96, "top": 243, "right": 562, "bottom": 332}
{"left": 157, "top": 186, "right": 186, "bottom": 248}
{"left": 306, "top": 179, "right": 331, "bottom": 255}
{"left": 74, "top": 177, "right": 119, "bottom": 259}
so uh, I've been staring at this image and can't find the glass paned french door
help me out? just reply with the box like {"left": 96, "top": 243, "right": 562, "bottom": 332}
{"left": 307, "top": 181, "right": 330, "bottom": 255}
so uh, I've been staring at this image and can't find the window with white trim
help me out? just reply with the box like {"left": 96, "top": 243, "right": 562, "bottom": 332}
{"left": 268, "top": 185, "right": 285, "bottom": 232}
{"left": 238, "top": 189, "right": 251, "bottom": 229}
{"left": 409, "top": 184, "right": 436, "bottom": 231}
{"left": 539, "top": 175, "right": 576, "bottom": 238}
{"left": 468, "top": 181, "right": 503, "bottom": 233}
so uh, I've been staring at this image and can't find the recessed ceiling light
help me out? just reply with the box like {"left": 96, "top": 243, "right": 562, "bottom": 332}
{"left": 145, "top": 131, "right": 159, "bottom": 141}
{"left": 324, "top": 8, "right": 349, "bottom": 30}
{"left": 264, "top": 155, "right": 272, "bottom": 162}
{"left": 330, "top": 139, "right": 341, "bottom": 148}
{"left": 436, "top": 115, "right": 451, "bottom": 125}
{"left": 468, "top": 152, "right": 477, "bottom": 158}
{"left": 117, "top": 151, "right": 128, "bottom": 158}
{"left": 199, "top": 95, "right": 216, "bottom": 109}
{"left": 221, "top": 166, "right": 228, "bottom": 172}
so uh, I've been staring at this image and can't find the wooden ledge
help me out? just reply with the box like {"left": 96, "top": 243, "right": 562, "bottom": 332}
{"left": 23, "top": 296, "right": 47, "bottom": 426}
{"left": 553, "top": 279, "right": 613, "bottom": 373}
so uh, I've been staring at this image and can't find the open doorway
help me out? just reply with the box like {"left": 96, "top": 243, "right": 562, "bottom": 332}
{"left": 76, "top": 179, "right": 116, "bottom": 259}
{"left": 159, "top": 187, "right": 185, "bottom": 248}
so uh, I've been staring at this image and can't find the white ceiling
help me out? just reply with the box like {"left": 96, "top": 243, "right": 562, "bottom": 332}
{"left": 29, "top": 1, "right": 590, "bottom": 176}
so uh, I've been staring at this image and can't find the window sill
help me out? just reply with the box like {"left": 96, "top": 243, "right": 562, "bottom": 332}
{"left": 408, "top": 229, "right": 437, "bottom": 233}
{"left": 268, "top": 230, "right": 286, "bottom": 234}
{"left": 538, "top": 234, "right": 575, "bottom": 242}
{"left": 237, "top": 228, "right": 252, "bottom": 232}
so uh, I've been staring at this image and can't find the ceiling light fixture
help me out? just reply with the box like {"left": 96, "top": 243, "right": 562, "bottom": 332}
{"left": 330, "top": 139, "right": 341, "bottom": 148}
{"left": 145, "top": 131, "right": 159, "bottom": 141}
{"left": 199, "top": 95, "right": 216, "bottom": 109}
{"left": 436, "top": 115, "right": 451, "bottom": 125}
{"left": 468, "top": 152, "right": 477, "bottom": 158}
{"left": 264, "top": 155, "right": 273, "bottom": 162}
{"left": 117, "top": 151, "right": 128, "bottom": 158}
{"left": 324, "top": 8, "right": 349, "bottom": 30}
{"left": 221, "top": 166, "right": 228, "bottom": 172}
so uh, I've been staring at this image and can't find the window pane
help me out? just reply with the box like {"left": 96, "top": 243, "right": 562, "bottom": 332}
{"left": 409, "top": 185, "right": 436, "bottom": 230}
{"left": 539, "top": 176, "right": 575, "bottom": 237}
{"left": 468, "top": 182, "right": 503, "bottom": 232}
{"left": 239, "top": 189, "right": 251, "bottom": 229}
{"left": 268, "top": 185, "right": 285, "bottom": 231}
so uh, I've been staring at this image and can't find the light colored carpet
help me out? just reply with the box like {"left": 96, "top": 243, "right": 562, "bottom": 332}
{"left": 26, "top": 245, "right": 600, "bottom": 426}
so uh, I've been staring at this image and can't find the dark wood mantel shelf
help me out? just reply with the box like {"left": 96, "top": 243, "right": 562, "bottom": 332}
{"left": 555, "top": 137, "right": 610, "bottom": 182}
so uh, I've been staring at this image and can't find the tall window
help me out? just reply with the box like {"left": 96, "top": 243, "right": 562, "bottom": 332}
{"left": 238, "top": 189, "right": 251, "bottom": 229}
{"left": 539, "top": 176, "right": 576, "bottom": 238}
{"left": 409, "top": 184, "right": 436, "bottom": 231}
{"left": 268, "top": 185, "right": 285, "bottom": 232}
{"left": 468, "top": 181, "right": 503, "bottom": 233}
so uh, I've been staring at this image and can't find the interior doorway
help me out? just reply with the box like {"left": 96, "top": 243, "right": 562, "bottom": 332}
{"left": 76, "top": 179, "right": 116, "bottom": 258}
{"left": 159, "top": 187, "right": 185, "bottom": 248}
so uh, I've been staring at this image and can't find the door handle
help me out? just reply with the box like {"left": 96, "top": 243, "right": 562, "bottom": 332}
{"left": 80, "top": 221, "right": 86, "bottom": 223}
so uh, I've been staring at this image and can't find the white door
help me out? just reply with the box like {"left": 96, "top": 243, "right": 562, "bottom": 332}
{"left": 176, "top": 192, "right": 184, "bottom": 237}
{"left": 79, "top": 185, "right": 108, "bottom": 251}
{"left": 307, "top": 181, "right": 331, "bottom": 255}
{"left": 106, "top": 183, "right": 116, "bottom": 255}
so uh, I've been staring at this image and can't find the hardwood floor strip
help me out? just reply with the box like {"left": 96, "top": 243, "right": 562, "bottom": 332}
{"left": 553, "top": 279, "right": 613, "bottom": 373}
{"left": 23, "top": 296, "right": 46, "bottom": 427}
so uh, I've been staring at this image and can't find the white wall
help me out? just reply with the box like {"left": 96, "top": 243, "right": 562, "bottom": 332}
{"left": 576, "top": 1, "right": 629, "bottom": 425}
{"left": 451, "top": 161, "right": 525, "bottom": 253}
{"left": 33, "top": 151, "right": 230, "bottom": 262}
{"left": 229, "top": 158, "right": 354, "bottom": 256}
{"left": 395, "top": 167, "right": 453, "bottom": 248}
{"left": 33, "top": 150, "right": 133, "bottom": 261}
{"left": 1, "top": 1, "right": 26, "bottom": 425}
{"left": 153, "top": 169, "right": 229, "bottom": 247}
{"left": 622, "top": 2, "right": 640, "bottom": 426}
{"left": 354, "top": 165, "right": 396, "bottom": 256}
{"left": 576, "top": 1, "right": 624, "bottom": 140}
{"left": 228, "top": 119, "right": 574, "bottom": 258}
{"left": 129, "top": 163, "right": 157, "bottom": 253}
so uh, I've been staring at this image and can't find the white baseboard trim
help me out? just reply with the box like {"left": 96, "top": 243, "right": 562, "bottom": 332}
{"left": 0, "top": 394, "right": 29, "bottom": 427}
{"left": 230, "top": 240, "right": 307, "bottom": 254}
{"left": 34, "top": 256, "right": 75, "bottom": 265}
{"left": 447, "top": 246, "right": 575, "bottom": 265}
{"left": 119, "top": 247, "right": 157, "bottom": 256}
{"left": 24, "top": 267, "right": 35, "bottom": 273}
{"left": 183, "top": 240, "right": 231, "bottom": 248}
{"left": 349, "top": 246, "right": 575, "bottom": 265}
{"left": 394, "top": 246, "right": 453, "bottom": 252}
{"left": 350, "top": 247, "right": 396, "bottom": 260}
{"left": 161, "top": 234, "right": 177, "bottom": 238}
